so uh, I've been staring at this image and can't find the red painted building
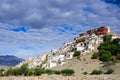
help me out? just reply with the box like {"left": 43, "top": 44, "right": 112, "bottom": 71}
{"left": 96, "top": 27, "right": 109, "bottom": 35}
{"left": 76, "top": 26, "right": 110, "bottom": 43}
{"left": 87, "top": 26, "right": 110, "bottom": 35}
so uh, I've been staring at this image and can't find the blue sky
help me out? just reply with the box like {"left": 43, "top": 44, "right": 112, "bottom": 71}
{"left": 0, "top": 0, "right": 120, "bottom": 59}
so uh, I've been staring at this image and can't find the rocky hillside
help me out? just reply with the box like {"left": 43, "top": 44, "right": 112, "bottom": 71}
{"left": 16, "top": 26, "right": 120, "bottom": 70}
{"left": 0, "top": 55, "right": 24, "bottom": 67}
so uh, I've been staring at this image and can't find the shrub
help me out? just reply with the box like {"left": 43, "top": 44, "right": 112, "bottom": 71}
{"left": 98, "top": 35, "right": 120, "bottom": 61}
{"left": 0, "top": 71, "right": 2, "bottom": 76}
{"left": 112, "top": 38, "right": 120, "bottom": 44}
{"left": 105, "top": 69, "right": 114, "bottom": 74}
{"left": 54, "top": 70, "right": 61, "bottom": 75}
{"left": 90, "top": 69, "right": 103, "bottom": 75}
{"left": 45, "top": 69, "right": 54, "bottom": 74}
{"left": 3, "top": 66, "right": 74, "bottom": 76}
{"left": 73, "top": 51, "right": 81, "bottom": 57}
{"left": 99, "top": 50, "right": 112, "bottom": 62}
{"left": 0, "top": 69, "right": 5, "bottom": 76}
{"left": 34, "top": 68, "right": 42, "bottom": 76}
{"left": 83, "top": 72, "right": 88, "bottom": 75}
{"left": 13, "top": 68, "right": 21, "bottom": 76}
{"left": 61, "top": 69, "right": 74, "bottom": 76}
{"left": 103, "top": 61, "right": 116, "bottom": 67}
{"left": 45, "top": 69, "right": 61, "bottom": 75}
{"left": 103, "top": 35, "right": 112, "bottom": 43}
{"left": 27, "top": 68, "right": 35, "bottom": 76}
{"left": 20, "top": 63, "right": 29, "bottom": 76}
{"left": 100, "top": 53, "right": 112, "bottom": 62}
{"left": 4, "top": 68, "right": 14, "bottom": 76}
{"left": 91, "top": 53, "right": 99, "bottom": 59}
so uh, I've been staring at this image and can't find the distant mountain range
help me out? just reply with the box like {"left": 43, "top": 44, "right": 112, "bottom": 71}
{"left": 0, "top": 55, "right": 24, "bottom": 66}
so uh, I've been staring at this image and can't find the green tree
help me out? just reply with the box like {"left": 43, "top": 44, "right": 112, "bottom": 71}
{"left": 20, "top": 63, "right": 29, "bottom": 76}
{"left": 98, "top": 35, "right": 120, "bottom": 61}
{"left": 112, "top": 38, "right": 120, "bottom": 44}
{"left": 91, "top": 53, "right": 99, "bottom": 59}
{"left": 73, "top": 51, "right": 81, "bottom": 57}
{"left": 99, "top": 50, "right": 112, "bottom": 62}
{"left": 103, "top": 35, "right": 112, "bottom": 43}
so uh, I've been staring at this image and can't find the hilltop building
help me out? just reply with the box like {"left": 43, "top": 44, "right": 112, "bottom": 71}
{"left": 16, "top": 26, "right": 120, "bottom": 69}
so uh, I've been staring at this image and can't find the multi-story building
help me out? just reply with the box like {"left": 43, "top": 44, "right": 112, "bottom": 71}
{"left": 87, "top": 26, "right": 110, "bottom": 35}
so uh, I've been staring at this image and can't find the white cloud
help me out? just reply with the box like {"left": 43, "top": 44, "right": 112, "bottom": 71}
{"left": 0, "top": 0, "right": 120, "bottom": 58}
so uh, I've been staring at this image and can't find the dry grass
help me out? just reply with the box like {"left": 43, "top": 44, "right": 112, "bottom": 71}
{"left": 0, "top": 74, "right": 120, "bottom": 80}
